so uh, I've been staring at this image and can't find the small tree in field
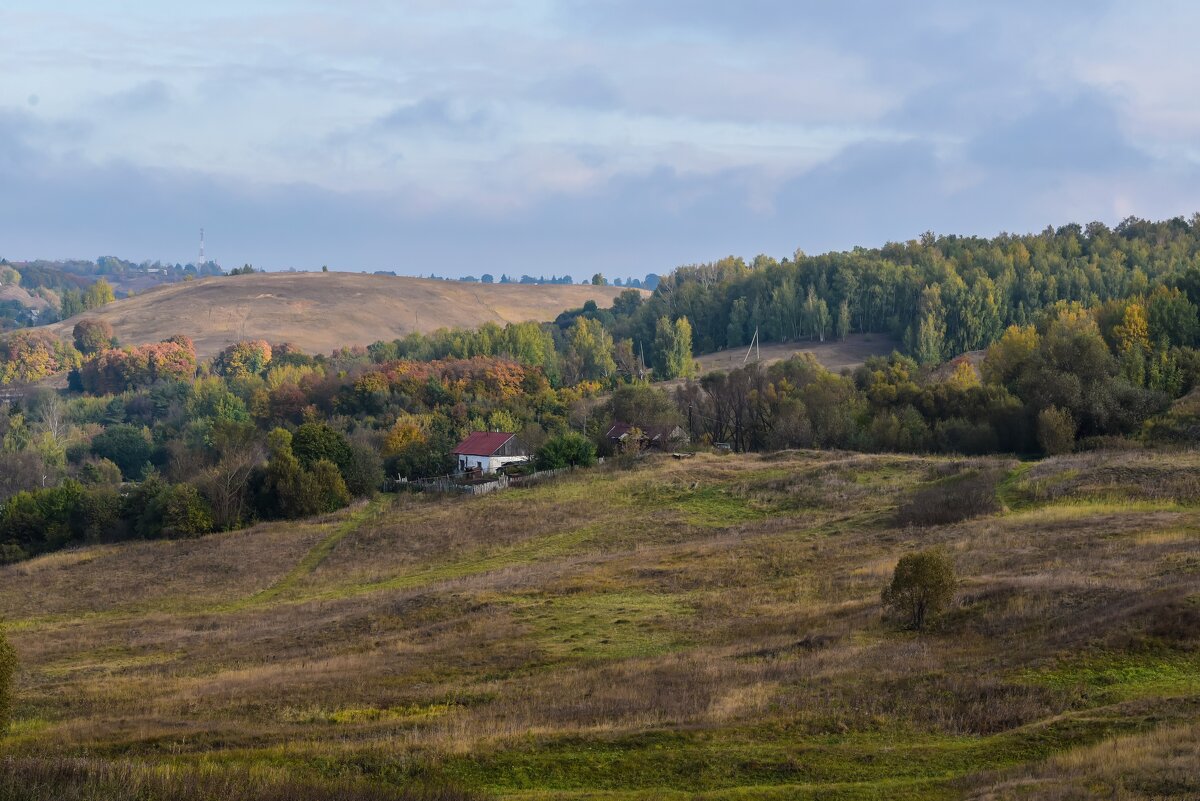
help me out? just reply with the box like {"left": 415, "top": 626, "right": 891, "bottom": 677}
{"left": 882, "top": 549, "right": 956, "bottom": 630}
{"left": 0, "top": 625, "right": 15, "bottom": 734}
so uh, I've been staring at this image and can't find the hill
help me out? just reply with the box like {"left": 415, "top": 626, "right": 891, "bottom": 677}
{"left": 43, "top": 273, "right": 636, "bottom": 358}
{"left": 2, "top": 449, "right": 1197, "bottom": 800}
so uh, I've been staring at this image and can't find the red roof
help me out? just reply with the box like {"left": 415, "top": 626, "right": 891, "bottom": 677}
{"left": 452, "top": 431, "right": 516, "bottom": 456}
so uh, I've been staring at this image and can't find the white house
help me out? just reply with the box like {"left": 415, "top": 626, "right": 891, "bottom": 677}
{"left": 452, "top": 431, "right": 529, "bottom": 474}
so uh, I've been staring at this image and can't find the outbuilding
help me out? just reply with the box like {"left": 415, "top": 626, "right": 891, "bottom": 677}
{"left": 452, "top": 431, "right": 529, "bottom": 474}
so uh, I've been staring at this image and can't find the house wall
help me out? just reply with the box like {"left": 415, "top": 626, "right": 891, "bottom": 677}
{"left": 458, "top": 454, "right": 528, "bottom": 474}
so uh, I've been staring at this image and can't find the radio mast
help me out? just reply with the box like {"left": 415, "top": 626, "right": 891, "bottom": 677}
{"left": 199, "top": 228, "right": 206, "bottom": 265}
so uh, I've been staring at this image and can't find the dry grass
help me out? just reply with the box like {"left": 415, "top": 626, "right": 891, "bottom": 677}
{"left": 690, "top": 333, "right": 897, "bottom": 375}
{"left": 1, "top": 448, "right": 1198, "bottom": 799}
{"left": 43, "top": 272, "right": 637, "bottom": 359}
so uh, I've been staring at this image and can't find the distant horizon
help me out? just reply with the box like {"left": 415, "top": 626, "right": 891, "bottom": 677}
{"left": 5, "top": 209, "right": 1198, "bottom": 283}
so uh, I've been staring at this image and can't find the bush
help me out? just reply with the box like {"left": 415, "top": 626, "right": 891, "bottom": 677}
{"left": 1037, "top": 405, "right": 1076, "bottom": 455}
{"left": 160, "top": 484, "right": 214, "bottom": 538}
{"left": 77, "top": 458, "right": 122, "bottom": 486}
{"left": 895, "top": 468, "right": 1003, "bottom": 527}
{"left": 882, "top": 549, "right": 957, "bottom": 629}
{"left": 536, "top": 432, "right": 597, "bottom": 470}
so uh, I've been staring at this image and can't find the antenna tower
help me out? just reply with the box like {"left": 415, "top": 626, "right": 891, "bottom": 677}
{"left": 199, "top": 228, "right": 206, "bottom": 264}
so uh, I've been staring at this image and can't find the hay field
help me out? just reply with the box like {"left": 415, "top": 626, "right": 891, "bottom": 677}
{"left": 44, "top": 273, "right": 635, "bottom": 359}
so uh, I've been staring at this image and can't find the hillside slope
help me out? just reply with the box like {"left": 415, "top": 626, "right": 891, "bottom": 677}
{"left": 43, "top": 273, "right": 634, "bottom": 358}
{"left": 2, "top": 449, "right": 1198, "bottom": 799}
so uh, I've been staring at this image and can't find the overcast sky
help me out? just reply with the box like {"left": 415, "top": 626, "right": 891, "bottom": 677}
{"left": 2, "top": 1, "right": 1199, "bottom": 277}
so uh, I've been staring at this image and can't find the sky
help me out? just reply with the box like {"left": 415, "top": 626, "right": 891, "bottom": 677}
{"left": 2, "top": 1, "right": 1200, "bottom": 278}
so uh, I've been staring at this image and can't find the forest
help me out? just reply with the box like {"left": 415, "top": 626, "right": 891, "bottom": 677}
{"left": 2, "top": 215, "right": 1200, "bottom": 562}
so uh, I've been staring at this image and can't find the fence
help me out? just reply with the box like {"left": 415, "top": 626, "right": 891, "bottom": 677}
{"left": 402, "top": 465, "right": 574, "bottom": 496}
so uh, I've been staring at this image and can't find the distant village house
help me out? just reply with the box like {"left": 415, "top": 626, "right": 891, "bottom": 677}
{"left": 605, "top": 421, "right": 690, "bottom": 452}
{"left": 452, "top": 432, "right": 529, "bottom": 474}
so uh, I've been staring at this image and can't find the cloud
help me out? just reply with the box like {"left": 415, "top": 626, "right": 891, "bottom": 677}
{"left": 102, "top": 80, "right": 172, "bottom": 113}
{"left": 376, "top": 96, "right": 493, "bottom": 137}
{"left": 529, "top": 67, "right": 620, "bottom": 110}
{"left": 968, "top": 92, "right": 1148, "bottom": 172}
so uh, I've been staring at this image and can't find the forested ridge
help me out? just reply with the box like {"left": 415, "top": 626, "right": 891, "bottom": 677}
{"left": 611, "top": 215, "right": 1200, "bottom": 362}
{"left": 3, "top": 215, "right": 1200, "bottom": 564}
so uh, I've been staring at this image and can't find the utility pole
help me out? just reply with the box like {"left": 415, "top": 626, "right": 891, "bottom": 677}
{"left": 743, "top": 327, "right": 760, "bottom": 365}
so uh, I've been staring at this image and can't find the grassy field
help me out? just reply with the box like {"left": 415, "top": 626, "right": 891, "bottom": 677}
{"left": 691, "top": 334, "right": 896, "bottom": 375}
{"left": 1, "top": 449, "right": 1198, "bottom": 799}
{"left": 43, "top": 273, "right": 636, "bottom": 359}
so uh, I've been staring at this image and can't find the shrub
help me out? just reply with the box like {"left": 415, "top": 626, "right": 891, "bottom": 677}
{"left": 536, "top": 432, "right": 597, "bottom": 470}
{"left": 160, "top": 484, "right": 214, "bottom": 538}
{"left": 77, "top": 458, "right": 122, "bottom": 486}
{"left": 309, "top": 459, "right": 351, "bottom": 513}
{"left": 882, "top": 549, "right": 957, "bottom": 629}
{"left": 895, "top": 468, "right": 1003, "bottom": 527}
{"left": 1037, "top": 405, "right": 1076, "bottom": 455}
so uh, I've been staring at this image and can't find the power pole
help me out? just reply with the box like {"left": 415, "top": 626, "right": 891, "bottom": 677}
{"left": 743, "top": 327, "right": 760, "bottom": 365}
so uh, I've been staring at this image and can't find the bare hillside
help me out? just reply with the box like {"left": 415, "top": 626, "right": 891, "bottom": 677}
{"left": 44, "top": 273, "right": 636, "bottom": 358}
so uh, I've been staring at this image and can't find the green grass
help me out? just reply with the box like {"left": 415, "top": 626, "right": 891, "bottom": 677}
{"left": 1020, "top": 653, "right": 1200, "bottom": 702}
{"left": 509, "top": 591, "right": 693, "bottom": 661}
{"left": 428, "top": 711, "right": 1164, "bottom": 799}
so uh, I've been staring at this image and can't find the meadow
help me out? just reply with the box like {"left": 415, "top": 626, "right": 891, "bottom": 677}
{"left": 42, "top": 273, "right": 635, "bottom": 360}
{"left": 1, "top": 448, "right": 1198, "bottom": 799}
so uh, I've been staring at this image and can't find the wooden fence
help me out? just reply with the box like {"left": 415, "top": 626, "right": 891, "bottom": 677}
{"left": 402, "top": 465, "right": 573, "bottom": 496}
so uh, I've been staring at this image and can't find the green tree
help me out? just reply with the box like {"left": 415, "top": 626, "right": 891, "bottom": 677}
{"left": 591, "top": 273, "right": 607, "bottom": 286}
{"left": 882, "top": 549, "right": 956, "bottom": 629}
{"left": 836, "top": 299, "right": 850, "bottom": 341}
{"left": 308, "top": 458, "right": 351, "bottom": 512}
{"left": 564, "top": 317, "right": 616, "bottom": 383}
{"left": 536, "top": 432, "right": 597, "bottom": 470}
{"left": 912, "top": 284, "right": 947, "bottom": 365}
{"left": 292, "top": 422, "right": 352, "bottom": 473}
{"left": 90, "top": 424, "right": 152, "bottom": 480}
{"left": 652, "top": 316, "right": 696, "bottom": 379}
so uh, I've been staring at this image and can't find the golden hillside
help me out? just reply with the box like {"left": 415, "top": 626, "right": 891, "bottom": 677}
{"left": 45, "top": 273, "right": 636, "bottom": 358}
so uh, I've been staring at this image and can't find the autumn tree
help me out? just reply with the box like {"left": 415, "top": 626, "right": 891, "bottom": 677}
{"left": 213, "top": 340, "right": 272, "bottom": 379}
{"left": 72, "top": 319, "right": 115, "bottom": 355}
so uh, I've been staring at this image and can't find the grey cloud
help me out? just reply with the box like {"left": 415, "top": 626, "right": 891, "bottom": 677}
{"left": 377, "top": 97, "right": 493, "bottom": 136}
{"left": 102, "top": 80, "right": 172, "bottom": 113}
{"left": 529, "top": 67, "right": 620, "bottom": 110}
{"left": 968, "top": 92, "right": 1148, "bottom": 172}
